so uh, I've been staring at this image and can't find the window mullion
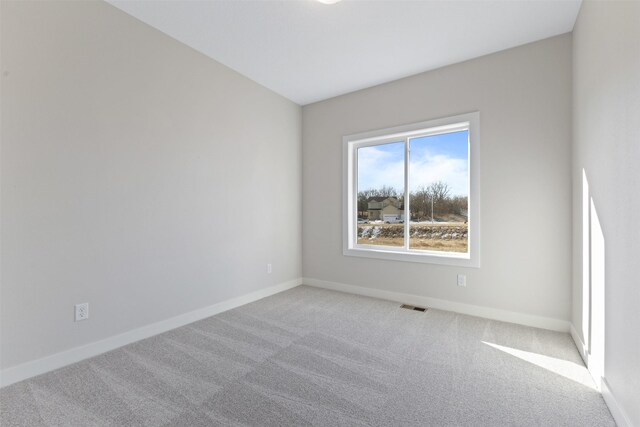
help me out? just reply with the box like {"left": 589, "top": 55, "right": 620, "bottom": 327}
{"left": 404, "top": 138, "right": 410, "bottom": 251}
{"left": 352, "top": 145, "right": 358, "bottom": 249}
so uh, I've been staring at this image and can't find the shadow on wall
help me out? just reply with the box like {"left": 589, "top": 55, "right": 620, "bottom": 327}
{"left": 582, "top": 169, "right": 606, "bottom": 389}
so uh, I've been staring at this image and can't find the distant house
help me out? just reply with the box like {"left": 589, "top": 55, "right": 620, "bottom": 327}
{"left": 367, "top": 196, "right": 404, "bottom": 220}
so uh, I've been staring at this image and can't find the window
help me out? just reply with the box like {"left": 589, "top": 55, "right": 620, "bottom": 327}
{"left": 343, "top": 112, "right": 480, "bottom": 267}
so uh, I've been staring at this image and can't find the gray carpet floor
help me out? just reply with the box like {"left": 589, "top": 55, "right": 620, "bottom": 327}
{"left": 0, "top": 285, "right": 615, "bottom": 426}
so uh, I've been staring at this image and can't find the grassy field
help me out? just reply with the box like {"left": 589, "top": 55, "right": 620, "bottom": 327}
{"left": 357, "top": 223, "right": 468, "bottom": 253}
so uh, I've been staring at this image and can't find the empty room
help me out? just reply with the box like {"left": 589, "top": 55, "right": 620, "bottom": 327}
{"left": 1, "top": 0, "right": 638, "bottom": 425}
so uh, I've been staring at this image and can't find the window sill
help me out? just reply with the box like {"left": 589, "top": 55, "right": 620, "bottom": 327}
{"left": 343, "top": 246, "right": 480, "bottom": 268}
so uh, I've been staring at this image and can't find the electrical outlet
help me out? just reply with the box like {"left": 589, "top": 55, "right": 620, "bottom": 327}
{"left": 457, "top": 274, "right": 466, "bottom": 287}
{"left": 75, "top": 303, "right": 89, "bottom": 321}
{"left": 267, "top": 263, "right": 272, "bottom": 274}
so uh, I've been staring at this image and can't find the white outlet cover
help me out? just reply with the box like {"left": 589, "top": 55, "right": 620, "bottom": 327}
{"left": 75, "top": 303, "right": 89, "bottom": 321}
{"left": 457, "top": 275, "right": 467, "bottom": 287}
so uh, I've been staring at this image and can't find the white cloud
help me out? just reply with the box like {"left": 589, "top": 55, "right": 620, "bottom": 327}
{"left": 409, "top": 155, "right": 468, "bottom": 195}
{"left": 358, "top": 146, "right": 468, "bottom": 196}
{"left": 357, "top": 146, "right": 404, "bottom": 191}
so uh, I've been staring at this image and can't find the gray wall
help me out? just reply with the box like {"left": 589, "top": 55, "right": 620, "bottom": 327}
{"left": 302, "top": 35, "right": 573, "bottom": 323}
{"left": 1, "top": 0, "right": 301, "bottom": 369}
{"left": 572, "top": 0, "right": 640, "bottom": 424}
{"left": 8, "top": 6, "right": 638, "bottom": 423}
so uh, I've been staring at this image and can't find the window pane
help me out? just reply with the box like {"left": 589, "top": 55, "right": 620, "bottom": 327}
{"left": 356, "top": 141, "right": 405, "bottom": 247}
{"left": 408, "top": 130, "right": 469, "bottom": 253}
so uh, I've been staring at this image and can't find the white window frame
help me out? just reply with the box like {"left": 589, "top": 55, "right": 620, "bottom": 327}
{"left": 343, "top": 112, "right": 480, "bottom": 268}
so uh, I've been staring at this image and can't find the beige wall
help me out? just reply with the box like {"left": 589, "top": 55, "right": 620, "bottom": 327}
{"left": 303, "top": 35, "right": 572, "bottom": 323}
{"left": 0, "top": 0, "right": 301, "bottom": 370}
{"left": 572, "top": 1, "right": 640, "bottom": 424}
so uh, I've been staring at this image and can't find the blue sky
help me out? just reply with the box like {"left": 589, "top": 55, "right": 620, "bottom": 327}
{"left": 357, "top": 130, "right": 469, "bottom": 196}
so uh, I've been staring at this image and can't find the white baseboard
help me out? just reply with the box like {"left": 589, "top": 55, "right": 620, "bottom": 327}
{"left": 0, "top": 278, "right": 302, "bottom": 388}
{"left": 601, "top": 378, "right": 633, "bottom": 427}
{"left": 570, "top": 323, "right": 589, "bottom": 367}
{"left": 570, "top": 324, "right": 600, "bottom": 392}
{"left": 570, "top": 324, "right": 634, "bottom": 427}
{"left": 303, "top": 277, "right": 570, "bottom": 332}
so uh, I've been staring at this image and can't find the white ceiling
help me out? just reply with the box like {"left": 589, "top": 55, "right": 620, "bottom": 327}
{"left": 106, "top": 0, "right": 582, "bottom": 105}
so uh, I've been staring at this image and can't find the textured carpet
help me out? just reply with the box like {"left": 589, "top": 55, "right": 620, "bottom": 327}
{"left": 0, "top": 285, "right": 614, "bottom": 426}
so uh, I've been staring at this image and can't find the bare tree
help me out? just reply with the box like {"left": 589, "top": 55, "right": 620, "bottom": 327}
{"left": 374, "top": 185, "right": 400, "bottom": 198}
{"left": 410, "top": 186, "right": 429, "bottom": 219}
{"left": 427, "top": 181, "right": 450, "bottom": 218}
{"left": 449, "top": 195, "right": 469, "bottom": 217}
{"left": 427, "top": 181, "right": 450, "bottom": 202}
{"left": 408, "top": 182, "right": 468, "bottom": 221}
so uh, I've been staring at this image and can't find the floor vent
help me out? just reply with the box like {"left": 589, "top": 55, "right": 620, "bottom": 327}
{"left": 400, "top": 304, "right": 428, "bottom": 312}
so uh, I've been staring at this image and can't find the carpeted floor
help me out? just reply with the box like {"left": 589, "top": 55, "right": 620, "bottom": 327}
{"left": 0, "top": 285, "right": 615, "bottom": 426}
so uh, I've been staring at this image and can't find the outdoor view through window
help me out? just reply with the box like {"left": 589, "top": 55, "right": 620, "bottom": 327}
{"left": 356, "top": 129, "right": 469, "bottom": 253}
